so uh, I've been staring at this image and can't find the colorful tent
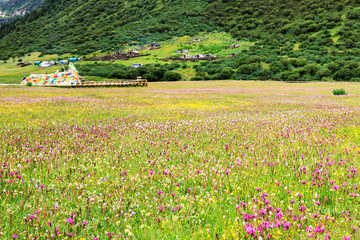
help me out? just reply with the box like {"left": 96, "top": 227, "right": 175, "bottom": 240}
{"left": 22, "top": 63, "right": 80, "bottom": 86}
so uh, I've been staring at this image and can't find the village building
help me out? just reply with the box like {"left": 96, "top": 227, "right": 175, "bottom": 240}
{"left": 179, "top": 53, "right": 216, "bottom": 60}
{"left": 127, "top": 50, "right": 140, "bottom": 57}
{"left": 131, "top": 63, "right": 142, "bottom": 68}
{"left": 176, "top": 49, "right": 189, "bottom": 54}
{"left": 148, "top": 43, "right": 161, "bottom": 50}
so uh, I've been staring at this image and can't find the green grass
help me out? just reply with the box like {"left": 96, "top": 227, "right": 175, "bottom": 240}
{"left": 79, "top": 32, "right": 253, "bottom": 67}
{"left": 0, "top": 52, "right": 65, "bottom": 84}
{"left": 0, "top": 33, "right": 253, "bottom": 84}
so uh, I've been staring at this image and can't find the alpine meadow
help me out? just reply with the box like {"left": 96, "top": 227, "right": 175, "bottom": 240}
{"left": 1, "top": 0, "right": 360, "bottom": 239}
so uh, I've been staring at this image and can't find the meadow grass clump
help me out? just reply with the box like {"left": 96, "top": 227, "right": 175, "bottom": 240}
{"left": 333, "top": 88, "right": 347, "bottom": 95}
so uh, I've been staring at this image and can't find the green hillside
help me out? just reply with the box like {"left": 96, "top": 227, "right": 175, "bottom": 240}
{"left": 0, "top": 0, "right": 359, "bottom": 82}
{"left": 0, "top": 0, "right": 359, "bottom": 57}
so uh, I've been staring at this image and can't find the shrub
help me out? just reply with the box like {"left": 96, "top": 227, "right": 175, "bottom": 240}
{"left": 237, "top": 63, "right": 261, "bottom": 75}
{"left": 317, "top": 67, "right": 331, "bottom": 78}
{"left": 295, "top": 58, "right": 307, "bottom": 67}
{"left": 270, "top": 61, "right": 285, "bottom": 73}
{"left": 304, "top": 63, "right": 319, "bottom": 75}
{"left": 281, "top": 70, "right": 300, "bottom": 81}
{"left": 333, "top": 88, "right": 347, "bottom": 95}
{"left": 334, "top": 69, "right": 353, "bottom": 81}
{"left": 219, "top": 67, "right": 233, "bottom": 79}
{"left": 190, "top": 76, "right": 204, "bottom": 81}
{"left": 111, "top": 70, "right": 126, "bottom": 79}
{"left": 164, "top": 71, "right": 182, "bottom": 81}
{"left": 321, "top": 77, "right": 333, "bottom": 82}
{"left": 26, "top": 81, "right": 32, "bottom": 87}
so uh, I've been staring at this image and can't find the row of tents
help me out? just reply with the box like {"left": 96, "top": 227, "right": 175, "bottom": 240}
{"left": 34, "top": 57, "right": 81, "bottom": 68}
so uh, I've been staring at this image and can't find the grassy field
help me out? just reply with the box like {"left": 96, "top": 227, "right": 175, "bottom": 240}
{"left": 0, "top": 33, "right": 252, "bottom": 83}
{"left": 1, "top": 81, "right": 360, "bottom": 239}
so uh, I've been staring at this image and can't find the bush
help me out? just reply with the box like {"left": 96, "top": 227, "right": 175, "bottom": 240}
{"left": 334, "top": 69, "right": 353, "bottom": 81}
{"left": 321, "top": 77, "right": 333, "bottom": 82}
{"left": 304, "top": 63, "right": 319, "bottom": 75}
{"left": 333, "top": 88, "right": 347, "bottom": 95}
{"left": 219, "top": 67, "right": 233, "bottom": 79}
{"left": 190, "top": 76, "right": 204, "bottom": 81}
{"left": 317, "top": 67, "right": 331, "bottom": 78}
{"left": 164, "top": 71, "right": 182, "bottom": 81}
{"left": 111, "top": 70, "right": 126, "bottom": 78}
{"left": 270, "top": 61, "right": 285, "bottom": 73}
{"left": 237, "top": 63, "right": 261, "bottom": 75}
{"left": 295, "top": 58, "right": 307, "bottom": 67}
{"left": 26, "top": 81, "right": 32, "bottom": 87}
{"left": 281, "top": 70, "right": 300, "bottom": 81}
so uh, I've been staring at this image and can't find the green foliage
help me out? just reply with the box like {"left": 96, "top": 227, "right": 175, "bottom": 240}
{"left": 332, "top": 88, "right": 347, "bottom": 95}
{"left": 164, "top": 71, "right": 182, "bottom": 81}
{"left": 317, "top": 67, "right": 331, "bottom": 78}
{"left": 25, "top": 81, "right": 32, "bottom": 87}
{"left": 237, "top": 63, "right": 261, "bottom": 75}
{"left": 0, "top": 0, "right": 358, "bottom": 60}
{"left": 281, "top": 70, "right": 300, "bottom": 81}
{"left": 77, "top": 63, "right": 182, "bottom": 82}
{"left": 334, "top": 69, "right": 353, "bottom": 81}
{"left": 190, "top": 76, "right": 204, "bottom": 81}
{"left": 270, "top": 61, "right": 285, "bottom": 74}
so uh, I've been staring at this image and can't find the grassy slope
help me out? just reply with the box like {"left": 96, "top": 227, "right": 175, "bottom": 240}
{"left": 0, "top": 33, "right": 253, "bottom": 83}
{"left": 0, "top": 52, "right": 65, "bottom": 84}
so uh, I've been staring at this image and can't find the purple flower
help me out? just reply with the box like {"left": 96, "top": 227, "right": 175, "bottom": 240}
{"left": 283, "top": 221, "right": 291, "bottom": 230}
{"left": 67, "top": 218, "right": 74, "bottom": 224}
{"left": 299, "top": 206, "right": 307, "bottom": 212}
{"left": 244, "top": 223, "right": 256, "bottom": 236}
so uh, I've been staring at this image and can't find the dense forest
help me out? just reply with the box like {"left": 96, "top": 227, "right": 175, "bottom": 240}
{"left": 0, "top": 0, "right": 359, "bottom": 81}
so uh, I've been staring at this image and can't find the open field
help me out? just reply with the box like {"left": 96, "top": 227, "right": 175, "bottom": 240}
{"left": 1, "top": 81, "right": 360, "bottom": 239}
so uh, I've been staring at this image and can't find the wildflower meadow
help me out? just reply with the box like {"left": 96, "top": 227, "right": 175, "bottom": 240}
{"left": 1, "top": 81, "right": 360, "bottom": 239}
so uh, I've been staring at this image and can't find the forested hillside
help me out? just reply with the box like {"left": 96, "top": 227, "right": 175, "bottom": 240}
{"left": 0, "top": 0, "right": 359, "bottom": 57}
{"left": 0, "top": 0, "right": 216, "bottom": 56}
{"left": 0, "top": 0, "right": 359, "bottom": 82}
